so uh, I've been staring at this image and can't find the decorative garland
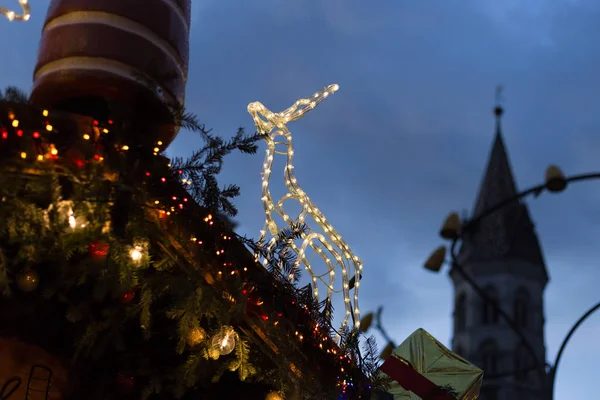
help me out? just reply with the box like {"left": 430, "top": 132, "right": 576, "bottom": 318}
{"left": 0, "top": 89, "right": 387, "bottom": 399}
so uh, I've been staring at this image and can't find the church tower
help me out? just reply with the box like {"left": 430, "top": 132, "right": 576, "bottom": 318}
{"left": 450, "top": 103, "right": 549, "bottom": 400}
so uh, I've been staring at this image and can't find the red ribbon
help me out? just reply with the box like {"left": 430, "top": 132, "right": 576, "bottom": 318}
{"left": 380, "top": 355, "right": 456, "bottom": 400}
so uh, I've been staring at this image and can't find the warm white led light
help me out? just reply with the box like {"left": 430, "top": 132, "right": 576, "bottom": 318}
{"left": 248, "top": 84, "right": 363, "bottom": 332}
{"left": 130, "top": 246, "right": 143, "bottom": 262}
{"left": 1, "top": 0, "right": 31, "bottom": 22}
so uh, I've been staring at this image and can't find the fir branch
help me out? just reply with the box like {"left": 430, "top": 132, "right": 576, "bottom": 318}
{"left": 243, "top": 222, "right": 308, "bottom": 285}
{"left": 182, "top": 352, "right": 204, "bottom": 388}
{"left": 167, "top": 286, "right": 204, "bottom": 354}
{"left": 169, "top": 127, "right": 260, "bottom": 216}
{"left": 74, "top": 321, "right": 110, "bottom": 361}
{"left": 230, "top": 338, "right": 256, "bottom": 381}
{"left": 139, "top": 283, "right": 153, "bottom": 339}
{"left": 362, "top": 335, "right": 391, "bottom": 393}
{"left": 0, "top": 86, "right": 29, "bottom": 103}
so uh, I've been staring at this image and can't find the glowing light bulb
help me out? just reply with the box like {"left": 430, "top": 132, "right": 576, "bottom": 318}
{"left": 211, "top": 326, "right": 237, "bottom": 355}
{"left": 130, "top": 246, "right": 143, "bottom": 262}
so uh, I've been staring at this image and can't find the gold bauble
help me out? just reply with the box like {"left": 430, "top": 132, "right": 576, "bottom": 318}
{"left": 210, "top": 325, "right": 237, "bottom": 356}
{"left": 265, "top": 391, "right": 284, "bottom": 400}
{"left": 187, "top": 327, "right": 207, "bottom": 347}
{"left": 17, "top": 269, "right": 40, "bottom": 292}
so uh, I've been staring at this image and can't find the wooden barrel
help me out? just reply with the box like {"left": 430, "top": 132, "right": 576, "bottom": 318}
{"left": 30, "top": 0, "right": 192, "bottom": 147}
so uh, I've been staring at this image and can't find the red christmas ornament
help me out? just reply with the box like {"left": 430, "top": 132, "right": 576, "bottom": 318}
{"left": 89, "top": 240, "right": 109, "bottom": 260}
{"left": 120, "top": 290, "right": 136, "bottom": 304}
{"left": 116, "top": 373, "right": 135, "bottom": 392}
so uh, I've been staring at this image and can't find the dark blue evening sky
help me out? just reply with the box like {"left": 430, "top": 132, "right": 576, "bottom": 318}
{"left": 1, "top": 1, "right": 599, "bottom": 398}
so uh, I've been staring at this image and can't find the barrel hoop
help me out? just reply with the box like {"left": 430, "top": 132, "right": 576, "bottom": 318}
{"left": 43, "top": 11, "right": 187, "bottom": 80}
{"left": 33, "top": 56, "right": 179, "bottom": 105}
{"left": 158, "top": 0, "right": 190, "bottom": 31}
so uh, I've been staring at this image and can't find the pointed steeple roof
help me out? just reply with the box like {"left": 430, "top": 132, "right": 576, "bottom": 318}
{"left": 472, "top": 106, "right": 518, "bottom": 218}
{"left": 458, "top": 102, "right": 548, "bottom": 284}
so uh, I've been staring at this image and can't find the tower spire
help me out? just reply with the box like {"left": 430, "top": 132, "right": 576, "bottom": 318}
{"left": 457, "top": 88, "right": 548, "bottom": 281}
{"left": 472, "top": 86, "right": 516, "bottom": 219}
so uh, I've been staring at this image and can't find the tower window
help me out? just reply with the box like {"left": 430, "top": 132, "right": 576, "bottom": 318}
{"left": 482, "top": 285, "right": 500, "bottom": 325}
{"left": 479, "top": 340, "right": 499, "bottom": 375}
{"left": 514, "top": 344, "right": 530, "bottom": 381}
{"left": 455, "top": 293, "right": 467, "bottom": 332}
{"left": 514, "top": 287, "right": 529, "bottom": 328}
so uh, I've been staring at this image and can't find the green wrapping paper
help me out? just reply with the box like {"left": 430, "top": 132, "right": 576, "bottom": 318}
{"left": 380, "top": 328, "right": 483, "bottom": 400}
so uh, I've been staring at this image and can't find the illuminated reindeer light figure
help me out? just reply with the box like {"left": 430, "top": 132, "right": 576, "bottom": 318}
{"left": 248, "top": 84, "right": 363, "bottom": 332}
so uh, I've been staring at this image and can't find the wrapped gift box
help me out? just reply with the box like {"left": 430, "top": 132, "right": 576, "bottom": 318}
{"left": 379, "top": 328, "right": 483, "bottom": 400}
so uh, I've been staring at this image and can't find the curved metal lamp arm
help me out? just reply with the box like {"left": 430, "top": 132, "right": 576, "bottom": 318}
{"left": 448, "top": 240, "right": 547, "bottom": 384}
{"left": 374, "top": 307, "right": 396, "bottom": 348}
{"left": 462, "top": 172, "right": 600, "bottom": 234}
{"left": 549, "top": 301, "right": 600, "bottom": 397}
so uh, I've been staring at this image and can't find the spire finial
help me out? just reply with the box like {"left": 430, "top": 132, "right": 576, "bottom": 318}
{"left": 494, "top": 85, "right": 504, "bottom": 118}
{"left": 494, "top": 85, "right": 504, "bottom": 135}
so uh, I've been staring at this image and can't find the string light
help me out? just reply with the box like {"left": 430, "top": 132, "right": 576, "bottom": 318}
{"left": 0, "top": 107, "right": 322, "bottom": 382}
{"left": 210, "top": 325, "right": 237, "bottom": 356}
{"left": 248, "top": 84, "right": 363, "bottom": 332}
{"left": 67, "top": 207, "right": 86, "bottom": 229}
{"left": 3, "top": 108, "right": 368, "bottom": 386}
{"left": 1, "top": 0, "right": 30, "bottom": 22}
{"left": 129, "top": 245, "right": 144, "bottom": 262}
